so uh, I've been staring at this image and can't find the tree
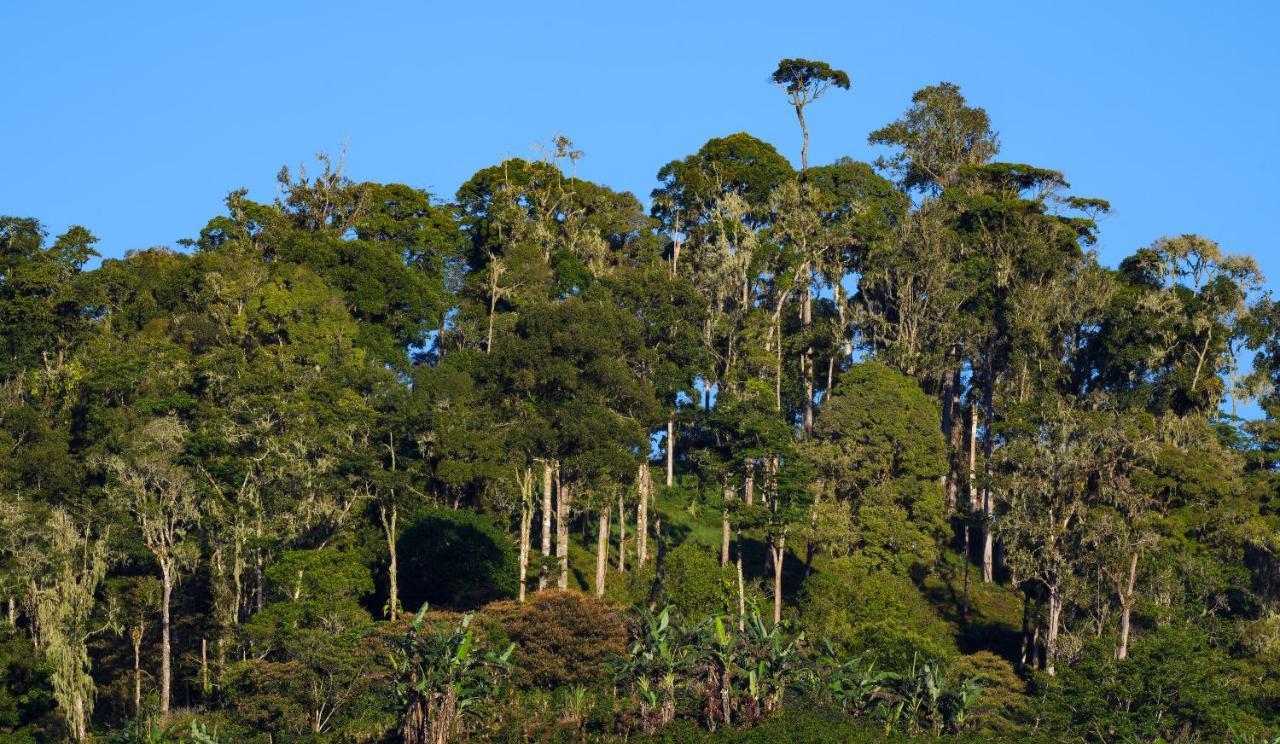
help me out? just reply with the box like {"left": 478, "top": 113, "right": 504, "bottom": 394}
{"left": 32, "top": 508, "right": 110, "bottom": 742}
{"left": 804, "top": 363, "right": 948, "bottom": 574}
{"left": 102, "top": 416, "right": 202, "bottom": 713}
{"left": 869, "top": 82, "right": 999, "bottom": 194}
{"left": 770, "top": 59, "right": 851, "bottom": 171}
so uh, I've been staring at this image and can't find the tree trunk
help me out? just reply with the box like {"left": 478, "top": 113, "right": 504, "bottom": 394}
{"left": 595, "top": 504, "right": 610, "bottom": 597}
{"left": 802, "top": 289, "right": 814, "bottom": 436}
{"left": 617, "top": 491, "right": 627, "bottom": 572}
{"left": 737, "top": 553, "right": 747, "bottom": 632}
{"left": 540, "top": 460, "right": 553, "bottom": 590}
{"left": 201, "top": 637, "right": 209, "bottom": 695}
{"left": 160, "top": 562, "right": 173, "bottom": 713}
{"left": 962, "top": 405, "right": 977, "bottom": 619}
{"left": 380, "top": 504, "right": 399, "bottom": 620}
{"left": 795, "top": 105, "right": 809, "bottom": 172}
{"left": 518, "top": 471, "right": 533, "bottom": 602}
{"left": 981, "top": 370, "right": 996, "bottom": 584}
{"left": 771, "top": 535, "right": 786, "bottom": 626}
{"left": 1046, "top": 582, "right": 1063, "bottom": 676}
{"left": 556, "top": 474, "right": 570, "bottom": 590}
{"left": 1018, "top": 588, "right": 1033, "bottom": 673}
{"left": 666, "top": 418, "right": 675, "bottom": 487}
{"left": 637, "top": 462, "right": 650, "bottom": 565}
{"left": 132, "top": 624, "right": 144, "bottom": 717}
{"left": 721, "top": 486, "right": 732, "bottom": 568}
{"left": 1116, "top": 551, "right": 1139, "bottom": 660}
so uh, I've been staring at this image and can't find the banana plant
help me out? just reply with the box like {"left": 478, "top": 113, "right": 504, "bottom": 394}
{"left": 737, "top": 603, "right": 805, "bottom": 718}
{"left": 392, "top": 603, "right": 515, "bottom": 744}
{"left": 613, "top": 605, "right": 689, "bottom": 735}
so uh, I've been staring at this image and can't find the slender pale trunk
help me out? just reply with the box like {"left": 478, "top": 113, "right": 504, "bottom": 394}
{"left": 721, "top": 486, "right": 732, "bottom": 567}
{"left": 802, "top": 287, "right": 814, "bottom": 435}
{"left": 771, "top": 534, "right": 786, "bottom": 626}
{"left": 380, "top": 504, "right": 399, "bottom": 620}
{"left": 637, "top": 462, "right": 650, "bottom": 565}
{"left": 5, "top": 595, "right": 13, "bottom": 625}
{"left": 201, "top": 637, "right": 209, "bottom": 695}
{"left": 1046, "top": 582, "right": 1063, "bottom": 676}
{"left": 981, "top": 370, "right": 996, "bottom": 584}
{"left": 774, "top": 317, "right": 783, "bottom": 411}
{"left": 941, "top": 364, "right": 961, "bottom": 513}
{"left": 1018, "top": 588, "right": 1033, "bottom": 672}
{"left": 73, "top": 695, "right": 86, "bottom": 743}
{"left": 1116, "top": 551, "right": 1139, "bottom": 660}
{"left": 132, "top": 624, "right": 144, "bottom": 717}
{"left": 595, "top": 504, "right": 610, "bottom": 597}
{"left": 539, "top": 461, "right": 553, "bottom": 590}
{"left": 737, "top": 554, "right": 746, "bottom": 632}
{"left": 962, "top": 405, "right": 977, "bottom": 619}
{"left": 485, "top": 259, "right": 500, "bottom": 354}
{"left": 518, "top": 469, "right": 533, "bottom": 602}
{"left": 556, "top": 473, "right": 570, "bottom": 590}
{"left": 617, "top": 491, "right": 626, "bottom": 572}
{"left": 795, "top": 105, "right": 809, "bottom": 172}
{"left": 666, "top": 418, "right": 675, "bottom": 487}
{"left": 160, "top": 561, "right": 173, "bottom": 713}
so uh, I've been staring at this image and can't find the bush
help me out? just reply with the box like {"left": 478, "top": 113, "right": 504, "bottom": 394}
{"left": 662, "top": 541, "right": 734, "bottom": 618}
{"left": 398, "top": 506, "right": 519, "bottom": 610}
{"left": 482, "top": 590, "right": 627, "bottom": 689}
{"left": 797, "top": 557, "right": 954, "bottom": 667}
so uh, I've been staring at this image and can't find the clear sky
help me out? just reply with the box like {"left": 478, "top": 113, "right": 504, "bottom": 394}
{"left": 4, "top": 1, "right": 1277, "bottom": 280}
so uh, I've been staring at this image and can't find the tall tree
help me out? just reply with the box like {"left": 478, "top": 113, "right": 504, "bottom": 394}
{"left": 770, "top": 59, "right": 851, "bottom": 172}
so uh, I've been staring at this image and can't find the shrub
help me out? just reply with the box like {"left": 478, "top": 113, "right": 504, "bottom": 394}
{"left": 662, "top": 541, "right": 734, "bottom": 618}
{"left": 398, "top": 506, "right": 519, "bottom": 610}
{"left": 483, "top": 591, "right": 627, "bottom": 689}
{"left": 797, "top": 557, "right": 954, "bottom": 667}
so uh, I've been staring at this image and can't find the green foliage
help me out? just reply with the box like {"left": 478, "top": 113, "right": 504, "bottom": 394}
{"left": 392, "top": 604, "right": 514, "bottom": 744}
{"left": 805, "top": 363, "right": 947, "bottom": 573}
{"left": 660, "top": 542, "right": 734, "bottom": 618}
{"left": 797, "top": 558, "right": 955, "bottom": 667}
{"left": 398, "top": 506, "right": 519, "bottom": 610}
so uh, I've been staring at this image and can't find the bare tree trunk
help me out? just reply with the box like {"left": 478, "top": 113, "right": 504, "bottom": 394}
{"left": 1018, "top": 588, "right": 1033, "bottom": 673}
{"left": 617, "top": 491, "right": 627, "bottom": 572}
{"left": 666, "top": 418, "right": 675, "bottom": 487}
{"left": 737, "top": 554, "right": 746, "bottom": 632}
{"left": 595, "top": 504, "right": 610, "bottom": 597}
{"left": 518, "top": 470, "right": 533, "bottom": 602}
{"left": 637, "top": 462, "right": 650, "bottom": 565}
{"left": 802, "top": 289, "right": 814, "bottom": 435}
{"left": 556, "top": 472, "right": 569, "bottom": 591}
{"left": 962, "top": 405, "right": 977, "bottom": 619}
{"left": 201, "top": 637, "right": 209, "bottom": 696}
{"left": 539, "top": 460, "right": 553, "bottom": 590}
{"left": 981, "top": 370, "right": 996, "bottom": 584}
{"left": 744, "top": 461, "right": 755, "bottom": 506}
{"left": 5, "top": 595, "right": 13, "bottom": 625}
{"left": 771, "top": 535, "right": 786, "bottom": 626}
{"left": 1116, "top": 551, "right": 1139, "bottom": 660}
{"left": 1046, "top": 582, "right": 1063, "bottom": 676}
{"left": 160, "top": 562, "right": 173, "bottom": 713}
{"left": 941, "top": 363, "right": 962, "bottom": 513}
{"left": 132, "top": 624, "right": 144, "bottom": 717}
{"left": 721, "top": 486, "right": 732, "bottom": 567}
{"left": 380, "top": 504, "right": 399, "bottom": 619}
{"left": 795, "top": 105, "right": 809, "bottom": 172}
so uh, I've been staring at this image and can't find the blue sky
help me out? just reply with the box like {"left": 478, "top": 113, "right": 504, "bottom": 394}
{"left": 5, "top": 1, "right": 1276, "bottom": 273}
{"left": 3, "top": 2, "right": 1277, "bottom": 289}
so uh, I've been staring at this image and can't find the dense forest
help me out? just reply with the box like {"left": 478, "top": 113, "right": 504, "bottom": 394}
{"left": 2, "top": 59, "right": 1279, "bottom": 743}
